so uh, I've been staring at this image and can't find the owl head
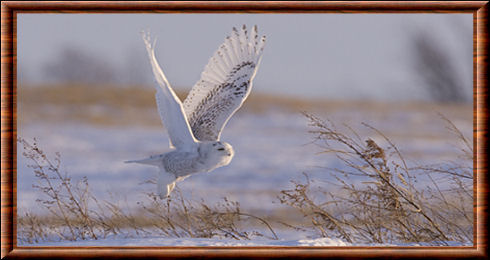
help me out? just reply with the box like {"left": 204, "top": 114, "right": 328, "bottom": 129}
{"left": 199, "top": 141, "right": 234, "bottom": 170}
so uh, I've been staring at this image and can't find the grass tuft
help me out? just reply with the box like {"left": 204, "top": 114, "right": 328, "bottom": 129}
{"left": 279, "top": 113, "right": 473, "bottom": 245}
{"left": 17, "top": 138, "right": 276, "bottom": 243}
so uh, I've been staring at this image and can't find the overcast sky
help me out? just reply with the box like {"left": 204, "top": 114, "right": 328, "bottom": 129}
{"left": 17, "top": 13, "right": 472, "bottom": 101}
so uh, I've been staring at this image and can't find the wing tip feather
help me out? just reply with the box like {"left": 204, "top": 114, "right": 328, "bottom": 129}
{"left": 183, "top": 25, "right": 266, "bottom": 114}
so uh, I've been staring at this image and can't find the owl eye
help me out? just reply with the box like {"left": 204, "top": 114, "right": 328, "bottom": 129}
{"left": 217, "top": 148, "right": 225, "bottom": 151}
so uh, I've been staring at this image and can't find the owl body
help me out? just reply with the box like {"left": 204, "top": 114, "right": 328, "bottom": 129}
{"left": 161, "top": 141, "right": 234, "bottom": 178}
{"left": 127, "top": 25, "right": 265, "bottom": 198}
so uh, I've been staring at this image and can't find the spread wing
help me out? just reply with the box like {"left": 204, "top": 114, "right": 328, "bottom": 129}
{"left": 142, "top": 31, "right": 197, "bottom": 149}
{"left": 183, "top": 25, "right": 266, "bottom": 141}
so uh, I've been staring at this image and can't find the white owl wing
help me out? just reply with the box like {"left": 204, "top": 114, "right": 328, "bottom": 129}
{"left": 183, "top": 25, "right": 266, "bottom": 141}
{"left": 142, "top": 31, "right": 197, "bottom": 149}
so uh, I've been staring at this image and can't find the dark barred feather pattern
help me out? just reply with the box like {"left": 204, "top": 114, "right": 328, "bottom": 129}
{"left": 183, "top": 25, "right": 266, "bottom": 141}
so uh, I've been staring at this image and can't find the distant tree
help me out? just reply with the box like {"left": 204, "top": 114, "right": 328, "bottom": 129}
{"left": 43, "top": 46, "right": 116, "bottom": 84}
{"left": 411, "top": 21, "right": 472, "bottom": 103}
{"left": 121, "top": 44, "right": 151, "bottom": 86}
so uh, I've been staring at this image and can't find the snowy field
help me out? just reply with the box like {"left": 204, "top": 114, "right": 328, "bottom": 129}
{"left": 16, "top": 91, "right": 473, "bottom": 247}
{"left": 29, "top": 235, "right": 464, "bottom": 247}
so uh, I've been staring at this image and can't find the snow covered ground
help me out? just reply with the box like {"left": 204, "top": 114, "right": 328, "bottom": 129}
{"left": 26, "top": 233, "right": 350, "bottom": 247}
{"left": 52, "top": 236, "right": 449, "bottom": 247}
{"left": 22, "top": 234, "right": 469, "bottom": 247}
{"left": 16, "top": 100, "right": 473, "bottom": 246}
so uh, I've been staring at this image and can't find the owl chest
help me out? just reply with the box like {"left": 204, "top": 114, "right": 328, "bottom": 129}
{"left": 162, "top": 152, "right": 205, "bottom": 177}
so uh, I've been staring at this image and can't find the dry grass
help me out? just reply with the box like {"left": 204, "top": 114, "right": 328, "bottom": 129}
{"left": 17, "top": 111, "right": 472, "bottom": 245}
{"left": 279, "top": 113, "right": 473, "bottom": 245}
{"left": 17, "top": 85, "right": 473, "bottom": 245}
{"left": 18, "top": 138, "right": 100, "bottom": 242}
{"left": 139, "top": 190, "right": 277, "bottom": 240}
{"left": 18, "top": 84, "right": 471, "bottom": 127}
{"left": 18, "top": 84, "right": 159, "bottom": 126}
{"left": 17, "top": 138, "right": 277, "bottom": 244}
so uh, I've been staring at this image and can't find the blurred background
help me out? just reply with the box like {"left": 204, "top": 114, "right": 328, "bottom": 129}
{"left": 18, "top": 13, "right": 472, "bottom": 102}
{"left": 17, "top": 13, "right": 473, "bottom": 219}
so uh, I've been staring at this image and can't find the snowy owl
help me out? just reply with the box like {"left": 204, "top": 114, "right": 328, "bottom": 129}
{"left": 126, "top": 25, "right": 266, "bottom": 198}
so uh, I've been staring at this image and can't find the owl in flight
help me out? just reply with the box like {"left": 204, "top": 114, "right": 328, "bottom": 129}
{"left": 126, "top": 25, "right": 266, "bottom": 198}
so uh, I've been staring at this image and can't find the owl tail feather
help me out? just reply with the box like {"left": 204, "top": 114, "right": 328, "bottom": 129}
{"left": 125, "top": 154, "right": 163, "bottom": 166}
